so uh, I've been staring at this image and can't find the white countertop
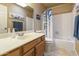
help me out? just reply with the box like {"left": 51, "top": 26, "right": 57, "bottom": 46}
{"left": 0, "top": 32, "right": 44, "bottom": 55}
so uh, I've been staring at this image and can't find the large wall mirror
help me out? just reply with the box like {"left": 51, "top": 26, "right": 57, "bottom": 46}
{"left": 0, "top": 3, "right": 34, "bottom": 34}
{"left": 0, "top": 4, "right": 7, "bottom": 33}
{"left": 25, "top": 6, "right": 34, "bottom": 31}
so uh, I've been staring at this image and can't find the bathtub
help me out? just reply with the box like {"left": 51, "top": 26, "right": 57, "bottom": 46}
{"left": 45, "top": 37, "right": 76, "bottom": 55}
{"left": 45, "top": 37, "right": 75, "bottom": 45}
{"left": 54, "top": 38, "right": 75, "bottom": 50}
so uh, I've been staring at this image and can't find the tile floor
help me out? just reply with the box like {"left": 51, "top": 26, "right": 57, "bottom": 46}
{"left": 44, "top": 40, "right": 77, "bottom": 56}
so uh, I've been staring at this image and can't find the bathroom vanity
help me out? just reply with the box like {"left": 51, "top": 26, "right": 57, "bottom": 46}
{"left": 0, "top": 32, "right": 45, "bottom": 56}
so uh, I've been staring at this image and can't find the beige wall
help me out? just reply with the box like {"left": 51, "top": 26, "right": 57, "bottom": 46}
{"left": 29, "top": 3, "right": 46, "bottom": 31}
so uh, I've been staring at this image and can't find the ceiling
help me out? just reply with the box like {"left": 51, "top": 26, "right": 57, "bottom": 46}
{"left": 24, "top": 3, "right": 64, "bottom": 11}
{"left": 24, "top": 3, "right": 64, "bottom": 13}
{"left": 42, "top": 3, "right": 73, "bottom": 8}
{"left": 41, "top": 3, "right": 64, "bottom": 9}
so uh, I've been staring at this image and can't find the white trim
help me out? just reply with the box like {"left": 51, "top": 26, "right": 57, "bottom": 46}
{"left": 55, "top": 39, "right": 75, "bottom": 43}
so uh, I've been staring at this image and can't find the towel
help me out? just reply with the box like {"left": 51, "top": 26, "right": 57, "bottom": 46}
{"left": 74, "top": 15, "right": 79, "bottom": 39}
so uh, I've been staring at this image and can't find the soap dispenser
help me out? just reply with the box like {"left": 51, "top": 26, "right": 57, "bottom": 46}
{"left": 12, "top": 28, "right": 15, "bottom": 33}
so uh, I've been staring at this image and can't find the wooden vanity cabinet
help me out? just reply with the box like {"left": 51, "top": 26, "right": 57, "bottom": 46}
{"left": 22, "top": 40, "right": 36, "bottom": 55}
{"left": 23, "top": 48, "right": 34, "bottom": 56}
{"left": 35, "top": 41, "right": 45, "bottom": 56}
{"left": 5, "top": 48, "right": 22, "bottom": 56}
{"left": 41, "top": 35, "right": 45, "bottom": 41}
{"left": 23, "top": 36, "right": 45, "bottom": 56}
{"left": 2, "top": 35, "right": 45, "bottom": 56}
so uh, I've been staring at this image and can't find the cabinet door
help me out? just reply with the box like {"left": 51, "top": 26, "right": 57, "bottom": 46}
{"left": 23, "top": 49, "right": 34, "bottom": 56}
{"left": 35, "top": 41, "right": 45, "bottom": 56}
{"left": 23, "top": 40, "right": 36, "bottom": 55}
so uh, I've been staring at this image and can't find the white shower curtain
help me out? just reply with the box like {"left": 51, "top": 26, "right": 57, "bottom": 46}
{"left": 42, "top": 9, "right": 54, "bottom": 41}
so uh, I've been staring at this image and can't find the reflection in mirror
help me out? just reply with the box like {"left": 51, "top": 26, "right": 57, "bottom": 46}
{"left": 0, "top": 3, "right": 34, "bottom": 34}
{"left": 25, "top": 6, "right": 34, "bottom": 32}
{"left": 0, "top": 4, "right": 7, "bottom": 33}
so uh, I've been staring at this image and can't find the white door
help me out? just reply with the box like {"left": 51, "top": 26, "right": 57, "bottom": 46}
{"left": 26, "top": 17, "right": 34, "bottom": 31}
{"left": 0, "top": 4, "right": 7, "bottom": 33}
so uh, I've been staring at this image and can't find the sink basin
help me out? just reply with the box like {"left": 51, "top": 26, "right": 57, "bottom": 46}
{"left": 16, "top": 36, "right": 28, "bottom": 40}
{"left": 16, "top": 33, "right": 38, "bottom": 40}
{"left": 16, "top": 35, "right": 31, "bottom": 40}
{"left": 0, "top": 33, "right": 13, "bottom": 39}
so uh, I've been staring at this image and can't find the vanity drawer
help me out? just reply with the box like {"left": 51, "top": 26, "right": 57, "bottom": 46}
{"left": 5, "top": 48, "right": 21, "bottom": 56}
{"left": 23, "top": 40, "right": 36, "bottom": 54}
{"left": 23, "top": 48, "right": 34, "bottom": 56}
{"left": 36, "top": 38, "right": 42, "bottom": 44}
{"left": 41, "top": 35, "right": 45, "bottom": 41}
